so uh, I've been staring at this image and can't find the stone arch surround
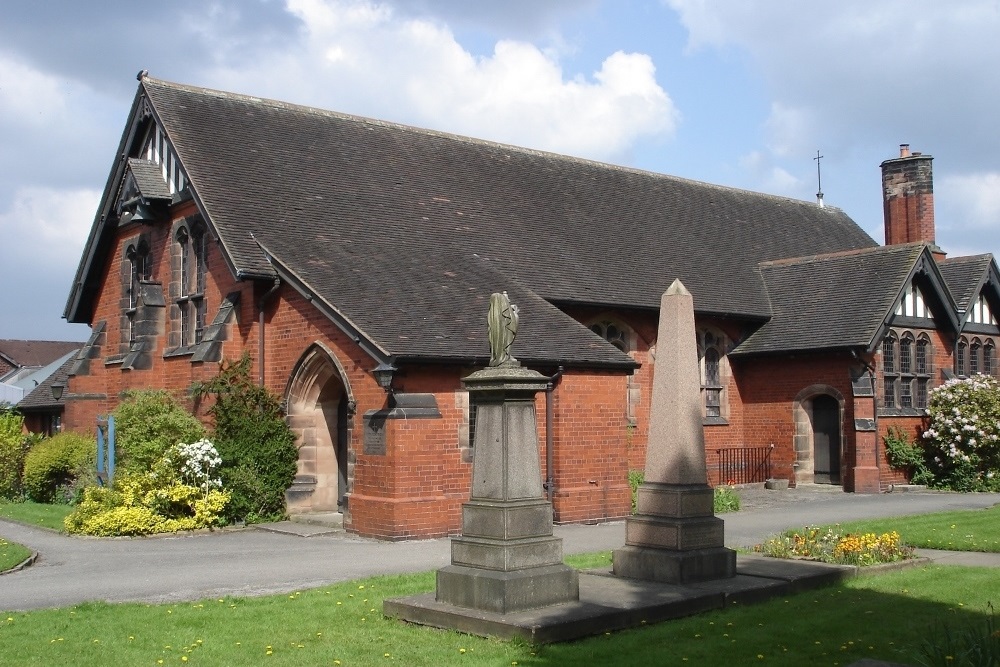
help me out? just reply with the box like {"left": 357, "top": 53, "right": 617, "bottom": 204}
{"left": 792, "top": 384, "right": 845, "bottom": 486}
{"left": 284, "top": 343, "right": 356, "bottom": 514}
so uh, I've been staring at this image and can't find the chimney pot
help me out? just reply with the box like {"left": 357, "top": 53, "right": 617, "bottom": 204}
{"left": 899, "top": 143, "right": 910, "bottom": 158}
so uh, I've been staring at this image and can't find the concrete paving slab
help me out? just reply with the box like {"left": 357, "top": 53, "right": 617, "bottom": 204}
{"left": 254, "top": 521, "right": 342, "bottom": 537}
{"left": 385, "top": 554, "right": 859, "bottom": 643}
{"left": 737, "top": 553, "right": 857, "bottom": 590}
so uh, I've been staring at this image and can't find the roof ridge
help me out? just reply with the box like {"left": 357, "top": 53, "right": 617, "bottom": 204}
{"left": 759, "top": 242, "right": 925, "bottom": 268}
{"left": 140, "top": 75, "right": 845, "bottom": 213}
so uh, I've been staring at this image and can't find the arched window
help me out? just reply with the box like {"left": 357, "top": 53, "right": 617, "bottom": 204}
{"left": 123, "top": 239, "right": 150, "bottom": 347}
{"left": 985, "top": 342, "right": 995, "bottom": 377}
{"left": 697, "top": 329, "right": 728, "bottom": 421}
{"left": 882, "top": 333, "right": 898, "bottom": 408}
{"left": 970, "top": 339, "right": 982, "bottom": 376}
{"left": 589, "top": 318, "right": 637, "bottom": 424}
{"left": 173, "top": 221, "right": 208, "bottom": 348}
{"left": 915, "top": 335, "right": 932, "bottom": 409}
{"left": 589, "top": 321, "right": 629, "bottom": 353}
{"left": 957, "top": 338, "right": 969, "bottom": 377}
{"left": 898, "top": 334, "right": 914, "bottom": 408}
{"left": 883, "top": 331, "right": 932, "bottom": 410}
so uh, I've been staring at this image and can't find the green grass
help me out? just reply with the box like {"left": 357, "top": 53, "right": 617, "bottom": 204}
{"left": 0, "top": 501, "right": 73, "bottom": 531}
{"left": 0, "top": 538, "right": 31, "bottom": 573}
{"left": 1, "top": 562, "right": 998, "bottom": 666}
{"left": 828, "top": 504, "right": 1000, "bottom": 552}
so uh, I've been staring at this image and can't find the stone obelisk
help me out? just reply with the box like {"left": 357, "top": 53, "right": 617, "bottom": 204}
{"left": 435, "top": 292, "right": 579, "bottom": 613}
{"left": 612, "top": 280, "right": 736, "bottom": 583}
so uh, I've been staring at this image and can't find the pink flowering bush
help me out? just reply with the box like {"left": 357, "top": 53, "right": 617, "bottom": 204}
{"left": 922, "top": 376, "right": 1000, "bottom": 491}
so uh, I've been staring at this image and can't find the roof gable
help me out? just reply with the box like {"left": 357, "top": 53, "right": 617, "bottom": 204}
{"left": 734, "top": 244, "right": 959, "bottom": 356}
{"left": 939, "top": 254, "right": 1000, "bottom": 330}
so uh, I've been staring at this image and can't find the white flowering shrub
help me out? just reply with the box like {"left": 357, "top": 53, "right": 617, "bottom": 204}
{"left": 922, "top": 376, "right": 1000, "bottom": 491}
{"left": 171, "top": 438, "right": 223, "bottom": 494}
{"left": 65, "top": 438, "right": 229, "bottom": 536}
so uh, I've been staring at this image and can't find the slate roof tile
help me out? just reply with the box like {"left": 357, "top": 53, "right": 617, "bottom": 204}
{"left": 734, "top": 244, "right": 928, "bottom": 355}
{"left": 75, "top": 77, "right": 884, "bottom": 365}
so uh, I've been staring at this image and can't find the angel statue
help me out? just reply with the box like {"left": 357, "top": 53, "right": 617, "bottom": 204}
{"left": 487, "top": 291, "right": 519, "bottom": 367}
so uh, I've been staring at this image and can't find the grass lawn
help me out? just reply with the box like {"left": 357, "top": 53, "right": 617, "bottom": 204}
{"left": 0, "top": 538, "right": 31, "bottom": 573}
{"left": 827, "top": 504, "right": 1000, "bottom": 552}
{"left": 0, "top": 501, "right": 73, "bottom": 532}
{"left": 0, "top": 557, "right": 998, "bottom": 666}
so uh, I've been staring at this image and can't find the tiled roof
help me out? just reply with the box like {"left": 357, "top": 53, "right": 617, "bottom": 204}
{"left": 127, "top": 158, "right": 172, "bottom": 200}
{"left": 0, "top": 340, "right": 84, "bottom": 369}
{"left": 734, "top": 245, "right": 931, "bottom": 355}
{"left": 939, "top": 254, "right": 993, "bottom": 314}
{"left": 17, "top": 353, "right": 77, "bottom": 411}
{"left": 70, "top": 77, "right": 882, "bottom": 365}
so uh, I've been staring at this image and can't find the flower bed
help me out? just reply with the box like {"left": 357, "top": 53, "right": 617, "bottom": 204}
{"left": 753, "top": 526, "right": 916, "bottom": 566}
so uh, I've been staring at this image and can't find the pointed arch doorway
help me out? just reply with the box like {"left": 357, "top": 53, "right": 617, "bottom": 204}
{"left": 793, "top": 386, "right": 844, "bottom": 487}
{"left": 284, "top": 344, "right": 355, "bottom": 514}
{"left": 811, "top": 394, "right": 841, "bottom": 484}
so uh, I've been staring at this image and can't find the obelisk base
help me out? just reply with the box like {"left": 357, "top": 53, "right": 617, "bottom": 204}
{"left": 436, "top": 562, "right": 579, "bottom": 614}
{"left": 613, "top": 483, "right": 736, "bottom": 584}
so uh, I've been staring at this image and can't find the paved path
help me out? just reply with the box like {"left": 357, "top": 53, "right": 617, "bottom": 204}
{"left": 2, "top": 486, "right": 998, "bottom": 612}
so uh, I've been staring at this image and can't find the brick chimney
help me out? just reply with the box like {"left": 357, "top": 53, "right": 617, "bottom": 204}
{"left": 880, "top": 144, "right": 944, "bottom": 258}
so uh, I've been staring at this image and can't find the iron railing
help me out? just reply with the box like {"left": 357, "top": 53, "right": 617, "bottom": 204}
{"left": 716, "top": 445, "right": 772, "bottom": 485}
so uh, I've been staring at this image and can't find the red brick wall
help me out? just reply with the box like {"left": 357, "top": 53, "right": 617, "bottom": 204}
{"left": 875, "top": 326, "right": 953, "bottom": 488}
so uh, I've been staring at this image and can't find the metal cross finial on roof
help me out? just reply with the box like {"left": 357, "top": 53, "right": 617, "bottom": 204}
{"left": 814, "top": 149, "right": 825, "bottom": 208}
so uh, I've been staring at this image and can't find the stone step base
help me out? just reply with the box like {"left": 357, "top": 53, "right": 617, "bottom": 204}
{"left": 288, "top": 512, "right": 344, "bottom": 528}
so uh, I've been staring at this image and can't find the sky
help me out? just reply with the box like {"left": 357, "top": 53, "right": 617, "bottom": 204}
{"left": 2, "top": 0, "right": 999, "bottom": 342}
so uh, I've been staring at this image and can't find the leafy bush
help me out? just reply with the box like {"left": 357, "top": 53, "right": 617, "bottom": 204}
{"left": 194, "top": 354, "right": 298, "bottom": 524}
{"left": 922, "top": 376, "right": 1000, "bottom": 491}
{"left": 113, "top": 390, "right": 206, "bottom": 474}
{"left": 628, "top": 470, "right": 741, "bottom": 514}
{"left": 64, "top": 439, "right": 228, "bottom": 536}
{"left": 714, "top": 485, "right": 741, "bottom": 513}
{"left": 0, "top": 407, "right": 28, "bottom": 500}
{"left": 884, "top": 426, "right": 933, "bottom": 485}
{"left": 628, "top": 470, "right": 644, "bottom": 514}
{"left": 22, "top": 432, "right": 95, "bottom": 504}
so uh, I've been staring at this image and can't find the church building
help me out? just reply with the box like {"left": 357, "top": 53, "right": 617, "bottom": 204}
{"left": 61, "top": 75, "right": 1000, "bottom": 538}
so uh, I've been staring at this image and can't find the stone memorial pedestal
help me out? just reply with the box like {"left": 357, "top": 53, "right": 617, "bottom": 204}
{"left": 613, "top": 280, "right": 736, "bottom": 584}
{"left": 435, "top": 364, "right": 579, "bottom": 614}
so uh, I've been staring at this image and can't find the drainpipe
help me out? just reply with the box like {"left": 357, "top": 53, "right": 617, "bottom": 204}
{"left": 257, "top": 277, "right": 281, "bottom": 386}
{"left": 543, "top": 366, "right": 565, "bottom": 502}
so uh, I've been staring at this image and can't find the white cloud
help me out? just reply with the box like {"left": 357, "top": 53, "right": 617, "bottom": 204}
{"left": 739, "top": 151, "right": 801, "bottom": 195}
{"left": 202, "top": 0, "right": 677, "bottom": 162}
{"left": 664, "top": 0, "right": 1000, "bottom": 159}
{"left": 0, "top": 187, "right": 100, "bottom": 265}
{"left": 938, "top": 172, "right": 1000, "bottom": 229}
{"left": 0, "top": 55, "right": 71, "bottom": 129}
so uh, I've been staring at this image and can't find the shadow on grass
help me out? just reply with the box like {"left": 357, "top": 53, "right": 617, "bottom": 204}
{"left": 508, "top": 566, "right": 999, "bottom": 667}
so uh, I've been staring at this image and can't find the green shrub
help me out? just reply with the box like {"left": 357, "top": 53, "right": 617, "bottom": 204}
{"left": 884, "top": 426, "right": 933, "bottom": 485}
{"left": 193, "top": 354, "right": 298, "bottom": 524}
{"left": 22, "top": 432, "right": 95, "bottom": 504}
{"left": 922, "top": 376, "right": 1000, "bottom": 491}
{"left": 628, "top": 469, "right": 644, "bottom": 514}
{"left": 113, "top": 390, "right": 205, "bottom": 474}
{"left": 714, "top": 485, "right": 741, "bottom": 513}
{"left": 0, "top": 407, "right": 28, "bottom": 499}
{"left": 64, "top": 440, "right": 229, "bottom": 536}
{"left": 628, "top": 470, "right": 741, "bottom": 514}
